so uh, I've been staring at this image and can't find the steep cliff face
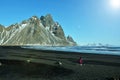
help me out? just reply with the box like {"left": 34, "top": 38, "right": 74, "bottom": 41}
{"left": 40, "top": 14, "right": 66, "bottom": 39}
{"left": 0, "top": 14, "right": 77, "bottom": 46}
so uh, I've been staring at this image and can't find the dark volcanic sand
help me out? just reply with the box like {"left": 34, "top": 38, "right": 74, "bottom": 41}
{"left": 0, "top": 46, "right": 120, "bottom": 80}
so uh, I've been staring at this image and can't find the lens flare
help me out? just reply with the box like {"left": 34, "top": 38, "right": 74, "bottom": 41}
{"left": 110, "top": 0, "right": 120, "bottom": 9}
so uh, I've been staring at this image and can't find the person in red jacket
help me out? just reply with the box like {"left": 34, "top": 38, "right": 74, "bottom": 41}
{"left": 79, "top": 57, "right": 83, "bottom": 66}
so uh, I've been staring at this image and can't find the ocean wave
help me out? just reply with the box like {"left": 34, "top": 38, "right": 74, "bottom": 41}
{"left": 22, "top": 46, "right": 120, "bottom": 56}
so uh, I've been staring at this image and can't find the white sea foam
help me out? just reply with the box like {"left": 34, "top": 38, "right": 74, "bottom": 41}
{"left": 22, "top": 46, "right": 120, "bottom": 56}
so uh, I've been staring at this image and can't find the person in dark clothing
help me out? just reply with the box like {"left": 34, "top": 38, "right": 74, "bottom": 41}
{"left": 79, "top": 57, "right": 83, "bottom": 66}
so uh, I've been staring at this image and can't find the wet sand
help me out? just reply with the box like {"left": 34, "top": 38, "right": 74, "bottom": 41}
{"left": 0, "top": 46, "right": 120, "bottom": 80}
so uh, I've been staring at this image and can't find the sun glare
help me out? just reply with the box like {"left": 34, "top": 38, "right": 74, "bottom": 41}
{"left": 110, "top": 0, "right": 120, "bottom": 9}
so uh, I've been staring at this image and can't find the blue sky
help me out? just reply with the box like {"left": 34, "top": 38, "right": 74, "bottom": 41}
{"left": 0, "top": 0, "right": 120, "bottom": 46}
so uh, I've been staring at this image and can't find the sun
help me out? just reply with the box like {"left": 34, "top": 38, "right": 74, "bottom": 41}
{"left": 110, "top": 0, "right": 120, "bottom": 9}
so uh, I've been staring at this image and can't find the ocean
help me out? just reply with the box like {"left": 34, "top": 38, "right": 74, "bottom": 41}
{"left": 22, "top": 46, "right": 120, "bottom": 56}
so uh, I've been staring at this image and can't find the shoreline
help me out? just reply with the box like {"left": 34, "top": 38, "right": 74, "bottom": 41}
{"left": 1, "top": 46, "right": 120, "bottom": 56}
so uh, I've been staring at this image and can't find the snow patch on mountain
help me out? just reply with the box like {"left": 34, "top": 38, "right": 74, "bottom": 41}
{"left": 0, "top": 14, "right": 77, "bottom": 46}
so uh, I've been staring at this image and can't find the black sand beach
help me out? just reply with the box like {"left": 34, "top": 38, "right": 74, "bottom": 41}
{"left": 0, "top": 46, "right": 120, "bottom": 80}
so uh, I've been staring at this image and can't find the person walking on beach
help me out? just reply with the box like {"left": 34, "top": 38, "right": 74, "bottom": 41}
{"left": 79, "top": 57, "right": 83, "bottom": 66}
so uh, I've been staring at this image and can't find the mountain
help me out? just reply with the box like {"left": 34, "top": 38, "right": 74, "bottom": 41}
{"left": 0, "top": 14, "right": 77, "bottom": 46}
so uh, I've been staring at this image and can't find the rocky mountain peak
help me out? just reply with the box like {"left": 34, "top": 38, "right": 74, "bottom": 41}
{"left": 31, "top": 16, "right": 39, "bottom": 22}
{"left": 0, "top": 14, "right": 77, "bottom": 46}
{"left": 0, "top": 24, "right": 4, "bottom": 27}
{"left": 67, "top": 36, "right": 76, "bottom": 43}
{"left": 27, "top": 16, "right": 40, "bottom": 25}
{"left": 40, "top": 14, "right": 54, "bottom": 27}
{"left": 5, "top": 23, "right": 19, "bottom": 31}
{"left": 0, "top": 24, "right": 5, "bottom": 32}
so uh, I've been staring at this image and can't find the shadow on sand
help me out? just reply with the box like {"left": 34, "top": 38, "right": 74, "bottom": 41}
{"left": 83, "top": 60, "right": 120, "bottom": 67}
{"left": 0, "top": 59, "right": 74, "bottom": 79}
